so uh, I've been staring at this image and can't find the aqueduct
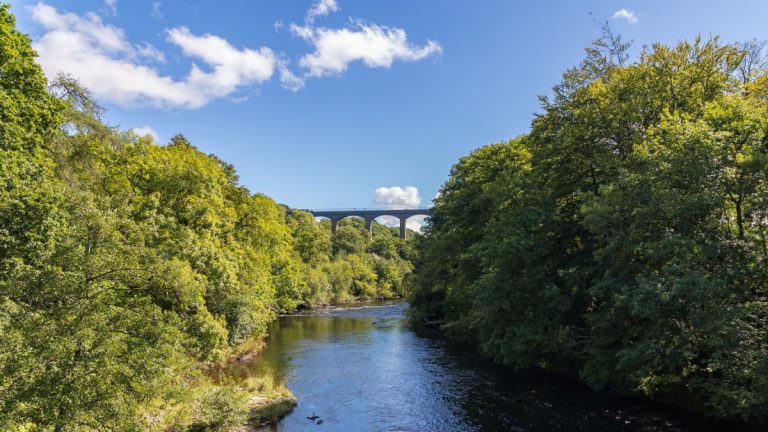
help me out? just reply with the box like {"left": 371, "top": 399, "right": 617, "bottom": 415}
{"left": 290, "top": 208, "right": 433, "bottom": 239}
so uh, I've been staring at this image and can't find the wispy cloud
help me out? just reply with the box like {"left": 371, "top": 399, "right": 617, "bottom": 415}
{"left": 610, "top": 9, "right": 638, "bottom": 24}
{"left": 150, "top": 1, "right": 162, "bottom": 19}
{"left": 104, "top": 0, "right": 117, "bottom": 16}
{"left": 306, "top": 0, "right": 339, "bottom": 24}
{"left": 278, "top": 63, "right": 306, "bottom": 91}
{"left": 136, "top": 42, "right": 166, "bottom": 63}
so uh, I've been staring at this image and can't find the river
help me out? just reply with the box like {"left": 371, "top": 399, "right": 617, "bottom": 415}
{"left": 220, "top": 301, "right": 747, "bottom": 432}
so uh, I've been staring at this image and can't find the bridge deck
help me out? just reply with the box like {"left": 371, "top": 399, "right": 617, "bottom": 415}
{"left": 307, "top": 208, "right": 432, "bottom": 219}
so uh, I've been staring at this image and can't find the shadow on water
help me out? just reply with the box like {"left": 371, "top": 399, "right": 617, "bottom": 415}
{"left": 219, "top": 301, "right": 757, "bottom": 432}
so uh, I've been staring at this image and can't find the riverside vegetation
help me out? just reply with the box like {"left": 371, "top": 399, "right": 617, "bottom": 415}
{"left": 0, "top": 4, "right": 414, "bottom": 430}
{"left": 409, "top": 28, "right": 768, "bottom": 424}
{"left": 3, "top": 0, "right": 768, "bottom": 428}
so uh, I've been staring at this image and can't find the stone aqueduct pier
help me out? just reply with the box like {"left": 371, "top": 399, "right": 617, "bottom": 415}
{"left": 289, "top": 208, "right": 433, "bottom": 239}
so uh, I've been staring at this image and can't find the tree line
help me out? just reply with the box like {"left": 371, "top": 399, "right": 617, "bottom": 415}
{"left": 0, "top": 5, "right": 414, "bottom": 430}
{"left": 410, "top": 28, "right": 768, "bottom": 423}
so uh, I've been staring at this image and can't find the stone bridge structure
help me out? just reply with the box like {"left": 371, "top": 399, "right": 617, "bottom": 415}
{"left": 290, "top": 208, "right": 433, "bottom": 239}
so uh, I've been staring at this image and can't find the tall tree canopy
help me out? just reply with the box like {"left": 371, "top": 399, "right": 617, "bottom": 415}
{"left": 410, "top": 33, "right": 768, "bottom": 422}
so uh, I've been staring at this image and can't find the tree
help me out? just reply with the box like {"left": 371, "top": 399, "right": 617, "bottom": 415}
{"left": 287, "top": 210, "right": 331, "bottom": 265}
{"left": 0, "top": 4, "right": 61, "bottom": 152}
{"left": 0, "top": 4, "right": 419, "bottom": 428}
{"left": 332, "top": 223, "right": 367, "bottom": 255}
{"left": 410, "top": 34, "right": 768, "bottom": 422}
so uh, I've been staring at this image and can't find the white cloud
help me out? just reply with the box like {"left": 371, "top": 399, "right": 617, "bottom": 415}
{"left": 31, "top": 3, "right": 277, "bottom": 108}
{"left": 30, "top": 1, "right": 441, "bottom": 104}
{"left": 32, "top": 4, "right": 131, "bottom": 53}
{"left": 136, "top": 42, "right": 166, "bottom": 63}
{"left": 289, "top": 23, "right": 314, "bottom": 40}
{"left": 375, "top": 186, "right": 421, "bottom": 209}
{"left": 610, "top": 9, "right": 638, "bottom": 24}
{"left": 104, "top": 0, "right": 117, "bottom": 16}
{"left": 280, "top": 1, "right": 442, "bottom": 87}
{"left": 307, "top": 0, "right": 339, "bottom": 23}
{"left": 292, "top": 20, "right": 442, "bottom": 78}
{"left": 374, "top": 186, "right": 425, "bottom": 233}
{"left": 165, "top": 26, "right": 276, "bottom": 98}
{"left": 132, "top": 125, "right": 160, "bottom": 141}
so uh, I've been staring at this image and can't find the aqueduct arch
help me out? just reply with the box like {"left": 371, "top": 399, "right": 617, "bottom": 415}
{"left": 291, "top": 208, "right": 433, "bottom": 239}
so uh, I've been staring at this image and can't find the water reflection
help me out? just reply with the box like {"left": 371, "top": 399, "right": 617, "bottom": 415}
{"left": 219, "top": 302, "right": 750, "bottom": 432}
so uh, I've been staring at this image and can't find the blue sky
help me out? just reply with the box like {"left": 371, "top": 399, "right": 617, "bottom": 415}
{"left": 9, "top": 0, "right": 768, "bottom": 216}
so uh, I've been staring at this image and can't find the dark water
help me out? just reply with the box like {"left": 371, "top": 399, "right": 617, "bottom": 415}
{"left": 221, "top": 301, "right": 750, "bottom": 432}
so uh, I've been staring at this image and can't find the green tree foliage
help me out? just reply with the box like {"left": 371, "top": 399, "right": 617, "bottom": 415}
{"left": 411, "top": 32, "right": 768, "bottom": 422}
{"left": 332, "top": 224, "right": 368, "bottom": 255}
{"left": 286, "top": 212, "right": 416, "bottom": 306}
{"left": 287, "top": 210, "right": 331, "bottom": 265}
{"left": 0, "top": 6, "right": 417, "bottom": 429}
{"left": 0, "top": 4, "right": 60, "bottom": 151}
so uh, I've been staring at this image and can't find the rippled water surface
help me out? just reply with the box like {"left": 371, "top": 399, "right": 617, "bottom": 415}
{"left": 220, "top": 301, "right": 746, "bottom": 432}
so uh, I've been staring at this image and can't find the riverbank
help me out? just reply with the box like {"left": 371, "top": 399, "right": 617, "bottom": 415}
{"left": 408, "top": 319, "right": 764, "bottom": 431}
{"left": 137, "top": 338, "right": 297, "bottom": 431}
{"left": 202, "top": 339, "right": 297, "bottom": 430}
{"left": 287, "top": 297, "right": 406, "bottom": 315}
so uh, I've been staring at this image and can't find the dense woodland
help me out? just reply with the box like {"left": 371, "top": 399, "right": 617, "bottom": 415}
{"left": 410, "top": 29, "right": 768, "bottom": 422}
{"left": 0, "top": 5, "right": 413, "bottom": 430}
{"left": 4, "top": 0, "right": 768, "bottom": 427}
